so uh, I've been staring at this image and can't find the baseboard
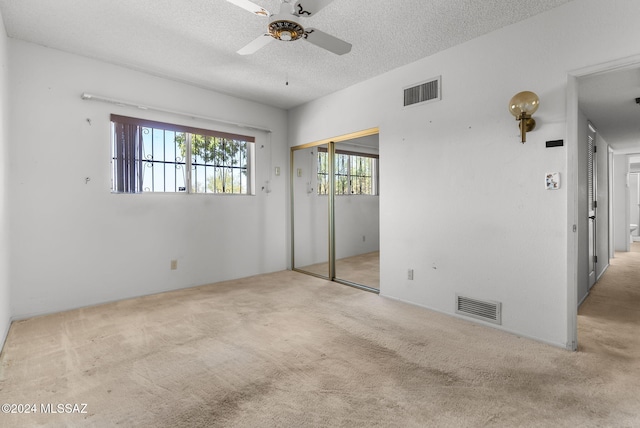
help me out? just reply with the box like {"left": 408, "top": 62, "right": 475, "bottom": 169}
{"left": 578, "top": 264, "right": 610, "bottom": 306}
{"left": 379, "top": 293, "right": 568, "bottom": 350}
{"left": 10, "top": 270, "right": 287, "bottom": 322}
{"left": 578, "top": 291, "right": 590, "bottom": 307}
{"left": 0, "top": 317, "right": 11, "bottom": 357}
{"left": 596, "top": 263, "right": 610, "bottom": 282}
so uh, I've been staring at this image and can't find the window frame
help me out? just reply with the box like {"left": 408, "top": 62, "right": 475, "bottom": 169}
{"left": 110, "top": 114, "right": 256, "bottom": 195}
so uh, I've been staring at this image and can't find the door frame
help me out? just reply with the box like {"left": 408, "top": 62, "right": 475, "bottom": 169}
{"left": 567, "top": 53, "right": 640, "bottom": 351}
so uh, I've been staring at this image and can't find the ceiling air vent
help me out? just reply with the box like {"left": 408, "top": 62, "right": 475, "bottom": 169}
{"left": 403, "top": 76, "right": 441, "bottom": 107}
{"left": 455, "top": 294, "right": 502, "bottom": 325}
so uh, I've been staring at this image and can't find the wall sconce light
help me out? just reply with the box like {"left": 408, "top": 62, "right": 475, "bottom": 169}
{"left": 509, "top": 91, "right": 539, "bottom": 143}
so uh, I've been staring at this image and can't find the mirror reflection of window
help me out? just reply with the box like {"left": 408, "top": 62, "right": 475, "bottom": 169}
{"left": 317, "top": 148, "right": 378, "bottom": 196}
{"left": 291, "top": 132, "right": 380, "bottom": 292}
{"left": 333, "top": 136, "right": 380, "bottom": 291}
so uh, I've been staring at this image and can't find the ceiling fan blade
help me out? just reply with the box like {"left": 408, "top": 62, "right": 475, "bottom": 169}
{"left": 237, "top": 33, "right": 273, "bottom": 55}
{"left": 226, "top": 0, "right": 270, "bottom": 16}
{"left": 304, "top": 28, "right": 351, "bottom": 55}
{"left": 292, "top": 0, "right": 335, "bottom": 17}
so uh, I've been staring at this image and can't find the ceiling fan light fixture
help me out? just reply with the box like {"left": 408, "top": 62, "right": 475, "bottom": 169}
{"left": 228, "top": 0, "right": 351, "bottom": 55}
{"left": 268, "top": 18, "right": 304, "bottom": 41}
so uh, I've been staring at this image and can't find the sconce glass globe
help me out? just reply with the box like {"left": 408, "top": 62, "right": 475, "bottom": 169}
{"left": 509, "top": 91, "right": 540, "bottom": 117}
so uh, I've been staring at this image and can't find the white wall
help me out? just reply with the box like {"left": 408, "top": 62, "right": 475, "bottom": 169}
{"left": 596, "top": 136, "right": 610, "bottom": 278}
{"left": 292, "top": 192, "right": 380, "bottom": 268}
{"left": 0, "top": 10, "right": 11, "bottom": 349}
{"left": 335, "top": 196, "right": 379, "bottom": 259}
{"left": 9, "top": 40, "right": 288, "bottom": 319}
{"left": 288, "top": 0, "right": 640, "bottom": 348}
{"left": 630, "top": 173, "right": 640, "bottom": 237}
{"left": 613, "top": 154, "right": 630, "bottom": 251}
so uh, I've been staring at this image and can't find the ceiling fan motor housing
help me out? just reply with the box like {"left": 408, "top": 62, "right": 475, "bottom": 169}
{"left": 268, "top": 13, "right": 304, "bottom": 41}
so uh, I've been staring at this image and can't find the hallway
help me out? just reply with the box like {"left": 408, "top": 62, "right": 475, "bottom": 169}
{"left": 578, "top": 241, "right": 640, "bottom": 364}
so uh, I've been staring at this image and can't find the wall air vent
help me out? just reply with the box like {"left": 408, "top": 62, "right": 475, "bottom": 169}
{"left": 455, "top": 294, "right": 502, "bottom": 325}
{"left": 403, "top": 76, "right": 441, "bottom": 107}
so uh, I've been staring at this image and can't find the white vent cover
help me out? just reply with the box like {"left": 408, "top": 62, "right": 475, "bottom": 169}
{"left": 403, "top": 76, "right": 441, "bottom": 107}
{"left": 455, "top": 294, "right": 502, "bottom": 325}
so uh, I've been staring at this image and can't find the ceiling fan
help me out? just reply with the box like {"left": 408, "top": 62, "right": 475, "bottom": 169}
{"left": 226, "top": 0, "right": 352, "bottom": 55}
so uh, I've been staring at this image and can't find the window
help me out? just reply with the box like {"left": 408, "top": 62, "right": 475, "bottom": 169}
{"left": 111, "top": 115, "right": 255, "bottom": 194}
{"left": 317, "top": 148, "right": 378, "bottom": 195}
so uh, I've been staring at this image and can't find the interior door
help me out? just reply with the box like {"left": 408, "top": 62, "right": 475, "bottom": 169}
{"left": 587, "top": 124, "right": 597, "bottom": 289}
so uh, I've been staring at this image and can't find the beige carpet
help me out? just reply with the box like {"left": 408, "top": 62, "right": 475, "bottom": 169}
{"left": 297, "top": 251, "right": 380, "bottom": 289}
{"left": 0, "top": 246, "right": 639, "bottom": 427}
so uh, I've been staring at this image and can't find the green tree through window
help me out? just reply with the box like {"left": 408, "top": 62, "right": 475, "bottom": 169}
{"left": 317, "top": 150, "right": 378, "bottom": 196}
{"left": 175, "top": 134, "right": 248, "bottom": 194}
{"left": 111, "top": 114, "right": 255, "bottom": 194}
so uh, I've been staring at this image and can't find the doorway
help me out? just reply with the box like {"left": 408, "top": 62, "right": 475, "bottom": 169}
{"left": 569, "top": 56, "right": 640, "bottom": 350}
{"left": 291, "top": 128, "right": 380, "bottom": 292}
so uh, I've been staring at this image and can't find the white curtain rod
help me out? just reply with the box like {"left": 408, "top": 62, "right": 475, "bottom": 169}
{"left": 80, "top": 92, "right": 272, "bottom": 133}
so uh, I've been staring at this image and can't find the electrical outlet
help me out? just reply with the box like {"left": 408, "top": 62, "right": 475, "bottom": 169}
{"left": 408, "top": 269, "right": 414, "bottom": 280}
{"left": 170, "top": 260, "right": 178, "bottom": 270}
{"left": 362, "top": 235, "right": 366, "bottom": 242}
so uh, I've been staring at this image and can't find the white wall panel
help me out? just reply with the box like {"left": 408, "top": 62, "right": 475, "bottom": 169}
{"left": 8, "top": 40, "right": 288, "bottom": 318}
{"left": 0, "top": 10, "right": 11, "bottom": 348}
{"left": 288, "top": 0, "right": 640, "bottom": 347}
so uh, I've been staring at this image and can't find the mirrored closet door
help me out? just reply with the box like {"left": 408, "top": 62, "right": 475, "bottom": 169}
{"left": 334, "top": 136, "right": 380, "bottom": 290}
{"left": 291, "top": 129, "right": 380, "bottom": 292}
{"left": 291, "top": 144, "right": 329, "bottom": 278}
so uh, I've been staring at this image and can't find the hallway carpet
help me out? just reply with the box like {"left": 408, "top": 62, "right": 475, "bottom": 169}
{"left": 1, "top": 249, "right": 639, "bottom": 427}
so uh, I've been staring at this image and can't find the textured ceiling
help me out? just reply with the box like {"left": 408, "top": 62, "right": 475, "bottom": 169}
{"left": 579, "top": 66, "right": 640, "bottom": 152}
{"left": 0, "top": 0, "right": 574, "bottom": 110}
